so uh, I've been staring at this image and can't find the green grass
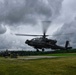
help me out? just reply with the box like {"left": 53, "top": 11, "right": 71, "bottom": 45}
{"left": 43, "top": 53, "right": 76, "bottom": 57}
{"left": 0, "top": 55, "right": 76, "bottom": 75}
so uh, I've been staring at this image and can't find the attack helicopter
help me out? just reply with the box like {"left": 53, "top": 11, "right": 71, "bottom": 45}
{"left": 15, "top": 21, "right": 72, "bottom": 52}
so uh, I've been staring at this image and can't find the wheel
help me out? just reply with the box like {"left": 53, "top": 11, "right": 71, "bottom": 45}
{"left": 42, "top": 48, "right": 44, "bottom": 52}
{"left": 36, "top": 49, "right": 39, "bottom": 52}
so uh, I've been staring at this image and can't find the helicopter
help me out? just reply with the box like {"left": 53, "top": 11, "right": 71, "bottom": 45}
{"left": 16, "top": 33, "right": 72, "bottom": 52}
{"left": 15, "top": 21, "right": 72, "bottom": 52}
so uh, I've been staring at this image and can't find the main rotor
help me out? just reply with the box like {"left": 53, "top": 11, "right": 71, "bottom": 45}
{"left": 42, "top": 21, "right": 51, "bottom": 38}
{"left": 16, "top": 21, "right": 51, "bottom": 38}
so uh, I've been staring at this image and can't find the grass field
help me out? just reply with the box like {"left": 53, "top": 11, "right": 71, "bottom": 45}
{"left": 44, "top": 53, "right": 76, "bottom": 56}
{"left": 0, "top": 53, "right": 76, "bottom": 75}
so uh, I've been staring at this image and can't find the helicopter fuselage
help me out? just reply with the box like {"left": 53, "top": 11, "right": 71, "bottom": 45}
{"left": 25, "top": 37, "right": 60, "bottom": 49}
{"left": 25, "top": 37, "right": 72, "bottom": 51}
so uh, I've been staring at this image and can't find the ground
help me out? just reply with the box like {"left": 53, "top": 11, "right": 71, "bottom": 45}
{"left": 0, "top": 53, "right": 76, "bottom": 75}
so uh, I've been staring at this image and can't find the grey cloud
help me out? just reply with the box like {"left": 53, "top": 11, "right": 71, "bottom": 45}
{"left": 0, "top": 0, "right": 26, "bottom": 24}
{"left": 0, "top": 0, "right": 52, "bottom": 25}
{"left": 48, "top": 0, "right": 63, "bottom": 20}
{"left": 0, "top": 0, "right": 63, "bottom": 25}
{"left": 0, "top": 34, "right": 26, "bottom": 49}
{"left": 0, "top": 0, "right": 63, "bottom": 34}
{"left": 53, "top": 0, "right": 76, "bottom": 48}
{"left": 56, "top": 0, "right": 76, "bottom": 24}
{"left": 54, "top": 18, "right": 76, "bottom": 48}
{"left": 0, "top": 24, "right": 6, "bottom": 34}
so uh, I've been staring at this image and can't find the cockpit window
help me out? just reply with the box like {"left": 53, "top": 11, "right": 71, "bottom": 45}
{"left": 32, "top": 38, "right": 41, "bottom": 41}
{"left": 32, "top": 38, "right": 36, "bottom": 41}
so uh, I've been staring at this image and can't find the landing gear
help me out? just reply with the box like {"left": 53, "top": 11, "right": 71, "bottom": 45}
{"left": 36, "top": 49, "right": 39, "bottom": 52}
{"left": 42, "top": 48, "right": 44, "bottom": 52}
{"left": 36, "top": 48, "right": 44, "bottom": 52}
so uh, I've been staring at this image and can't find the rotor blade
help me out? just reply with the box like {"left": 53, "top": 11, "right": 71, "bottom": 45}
{"left": 15, "top": 34, "right": 49, "bottom": 36}
{"left": 52, "top": 33, "right": 74, "bottom": 36}
{"left": 42, "top": 21, "right": 51, "bottom": 38}
{"left": 15, "top": 33, "right": 74, "bottom": 37}
{"left": 42, "top": 21, "right": 51, "bottom": 35}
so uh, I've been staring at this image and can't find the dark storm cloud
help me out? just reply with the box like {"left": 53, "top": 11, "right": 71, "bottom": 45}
{"left": 0, "top": 0, "right": 26, "bottom": 24}
{"left": 0, "top": 0, "right": 63, "bottom": 34}
{"left": 0, "top": 0, "right": 52, "bottom": 25}
{"left": 0, "top": 0, "right": 52, "bottom": 34}
{"left": 0, "top": 0, "right": 63, "bottom": 25}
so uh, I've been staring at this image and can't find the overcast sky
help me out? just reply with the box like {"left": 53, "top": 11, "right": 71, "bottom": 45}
{"left": 0, "top": 0, "right": 76, "bottom": 51}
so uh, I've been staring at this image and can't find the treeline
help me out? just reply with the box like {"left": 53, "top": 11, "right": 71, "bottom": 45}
{"left": 54, "top": 49, "right": 76, "bottom": 53}
{"left": 0, "top": 51, "right": 52, "bottom": 57}
{"left": 0, "top": 49, "right": 76, "bottom": 57}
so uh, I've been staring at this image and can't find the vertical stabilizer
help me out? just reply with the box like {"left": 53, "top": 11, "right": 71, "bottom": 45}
{"left": 65, "top": 41, "right": 69, "bottom": 48}
{"left": 65, "top": 41, "right": 72, "bottom": 49}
